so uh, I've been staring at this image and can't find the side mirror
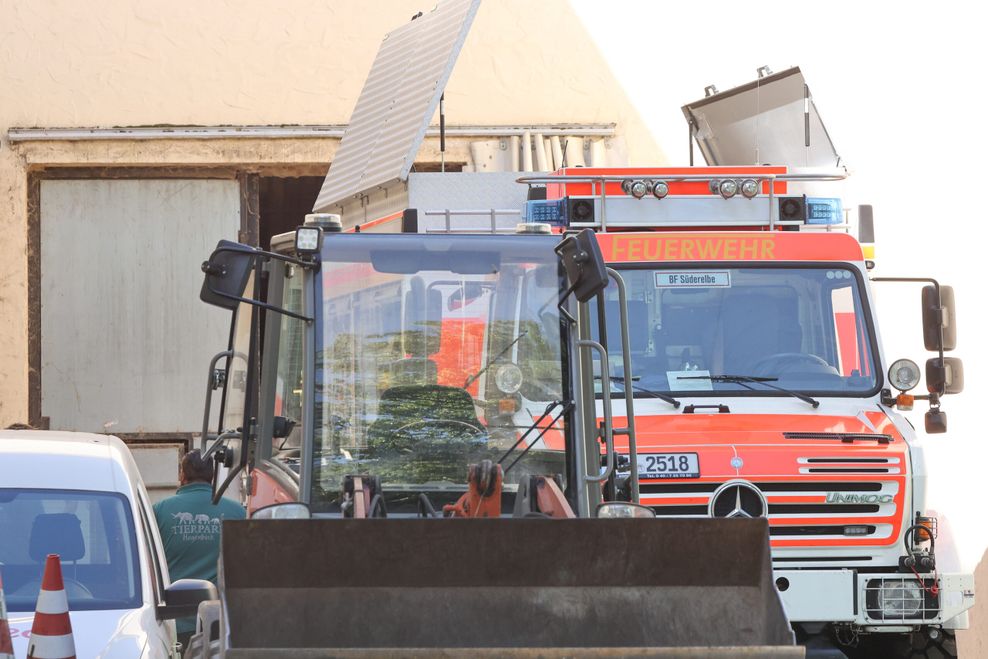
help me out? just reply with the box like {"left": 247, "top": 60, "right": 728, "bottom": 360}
{"left": 158, "top": 579, "right": 218, "bottom": 620}
{"left": 200, "top": 240, "right": 256, "bottom": 310}
{"left": 555, "top": 229, "right": 607, "bottom": 303}
{"left": 925, "top": 408, "right": 948, "bottom": 434}
{"left": 251, "top": 502, "right": 311, "bottom": 520}
{"left": 926, "top": 357, "right": 964, "bottom": 395}
{"left": 922, "top": 285, "right": 957, "bottom": 351}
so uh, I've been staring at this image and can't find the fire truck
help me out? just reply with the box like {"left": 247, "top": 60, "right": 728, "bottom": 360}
{"left": 516, "top": 163, "right": 973, "bottom": 658}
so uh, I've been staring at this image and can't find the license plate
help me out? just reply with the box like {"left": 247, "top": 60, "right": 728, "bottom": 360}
{"left": 638, "top": 453, "right": 700, "bottom": 479}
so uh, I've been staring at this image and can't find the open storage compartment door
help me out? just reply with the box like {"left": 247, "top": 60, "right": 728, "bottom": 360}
{"left": 313, "top": 0, "right": 481, "bottom": 221}
{"left": 682, "top": 66, "right": 842, "bottom": 169}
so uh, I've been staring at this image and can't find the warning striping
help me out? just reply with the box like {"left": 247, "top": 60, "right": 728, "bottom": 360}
{"left": 655, "top": 271, "right": 731, "bottom": 288}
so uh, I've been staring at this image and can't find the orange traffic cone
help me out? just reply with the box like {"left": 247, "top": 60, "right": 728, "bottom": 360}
{"left": 27, "top": 555, "right": 76, "bottom": 659}
{"left": 0, "top": 567, "right": 14, "bottom": 659}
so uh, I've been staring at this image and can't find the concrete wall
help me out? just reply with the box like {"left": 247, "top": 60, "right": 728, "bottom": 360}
{"left": 0, "top": 0, "right": 663, "bottom": 426}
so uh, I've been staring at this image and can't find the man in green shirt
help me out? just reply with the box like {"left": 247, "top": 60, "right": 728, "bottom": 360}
{"left": 153, "top": 449, "right": 245, "bottom": 651}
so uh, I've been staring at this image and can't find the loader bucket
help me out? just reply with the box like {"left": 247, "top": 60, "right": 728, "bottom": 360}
{"left": 218, "top": 517, "right": 798, "bottom": 655}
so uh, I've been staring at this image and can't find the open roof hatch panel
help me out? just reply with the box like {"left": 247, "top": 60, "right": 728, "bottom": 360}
{"left": 313, "top": 0, "right": 481, "bottom": 213}
{"left": 682, "top": 66, "right": 842, "bottom": 169}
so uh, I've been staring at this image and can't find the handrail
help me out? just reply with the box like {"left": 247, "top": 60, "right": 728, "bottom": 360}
{"left": 606, "top": 268, "right": 640, "bottom": 504}
{"left": 422, "top": 208, "right": 522, "bottom": 234}
{"left": 516, "top": 170, "right": 848, "bottom": 186}
{"left": 200, "top": 350, "right": 234, "bottom": 449}
{"left": 578, "top": 339, "right": 614, "bottom": 484}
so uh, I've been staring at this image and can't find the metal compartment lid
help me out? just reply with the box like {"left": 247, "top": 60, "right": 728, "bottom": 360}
{"left": 313, "top": 0, "right": 481, "bottom": 213}
{"left": 682, "top": 66, "right": 842, "bottom": 169}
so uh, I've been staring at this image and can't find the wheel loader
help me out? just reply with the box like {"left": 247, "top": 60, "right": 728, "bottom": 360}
{"left": 180, "top": 222, "right": 800, "bottom": 657}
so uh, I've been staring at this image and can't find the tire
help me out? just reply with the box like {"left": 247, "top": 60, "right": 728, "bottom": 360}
{"left": 899, "top": 629, "right": 958, "bottom": 659}
{"left": 850, "top": 629, "right": 958, "bottom": 659}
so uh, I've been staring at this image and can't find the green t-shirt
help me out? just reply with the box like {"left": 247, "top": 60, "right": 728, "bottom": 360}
{"left": 153, "top": 482, "right": 245, "bottom": 633}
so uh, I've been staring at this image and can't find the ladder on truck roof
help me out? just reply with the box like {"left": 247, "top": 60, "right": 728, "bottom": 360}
{"left": 517, "top": 167, "right": 850, "bottom": 233}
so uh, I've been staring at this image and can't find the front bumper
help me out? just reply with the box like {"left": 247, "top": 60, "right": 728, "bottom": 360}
{"left": 774, "top": 569, "right": 975, "bottom": 629}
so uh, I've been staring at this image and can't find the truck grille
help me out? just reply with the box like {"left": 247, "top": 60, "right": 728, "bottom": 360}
{"left": 643, "top": 480, "right": 900, "bottom": 543}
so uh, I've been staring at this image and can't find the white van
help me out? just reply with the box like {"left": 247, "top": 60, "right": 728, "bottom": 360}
{"left": 1, "top": 431, "right": 215, "bottom": 658}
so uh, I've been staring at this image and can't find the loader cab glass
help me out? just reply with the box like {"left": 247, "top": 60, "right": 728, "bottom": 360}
{"left": 309, "top": 234, "right": 569, "bottom": 514}
{"left": 594, "top": 265, "right": 879, "bottom": 397}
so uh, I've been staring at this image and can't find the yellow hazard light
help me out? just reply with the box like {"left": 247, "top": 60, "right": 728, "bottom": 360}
{"left": 862, "top": 244, "right": 876, "bottom": 259}
{"left": 895, "top": 393, "right": 915, "bottom": 411}
{"left": 914, "top": 515, "right": 937, "bottom": 542}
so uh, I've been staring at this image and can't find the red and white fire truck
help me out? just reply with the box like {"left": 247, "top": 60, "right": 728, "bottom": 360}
{"left": 510, "top": 163, "right": 973, "bottom": 657}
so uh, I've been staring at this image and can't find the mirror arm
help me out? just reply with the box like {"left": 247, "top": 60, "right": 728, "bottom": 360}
{"left": 556, "top": 280, "right": 578, "bottom": 325}
{"left": 870, "top": 276, "right": 946, "bottom": 361}
{"left": 202, "top": 280, "right": 313, "bottom": 323}
{"left": 209, "top": 245, "right": 317, "bottom": 271}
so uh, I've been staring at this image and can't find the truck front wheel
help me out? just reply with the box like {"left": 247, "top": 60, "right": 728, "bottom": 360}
{"left": 849, "top": 629, "right": 957, "bottom": 659}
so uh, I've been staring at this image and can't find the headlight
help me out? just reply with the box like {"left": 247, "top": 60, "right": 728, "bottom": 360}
{"left": 865, "top": 578, "right": 937, "bottom": 620}
{"left": 889, "top": 358, "right": 921, "bottom": 392}
{"left": 494, "top": 364, "right": 523, "bottom": 394}
{"left": 597, "top": 502, "right": 656, "bottom": 518}
{"left": 878, "top": 580, "right": 923, "bottom": 617}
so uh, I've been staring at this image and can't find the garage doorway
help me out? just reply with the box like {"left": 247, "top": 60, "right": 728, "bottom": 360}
{"left": 258, "top": 176, "right": 324, "bottom": 251}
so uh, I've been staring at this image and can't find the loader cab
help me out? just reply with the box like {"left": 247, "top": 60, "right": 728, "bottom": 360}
{"left": 200, "top": 227, "right": 625, "bottom": 519}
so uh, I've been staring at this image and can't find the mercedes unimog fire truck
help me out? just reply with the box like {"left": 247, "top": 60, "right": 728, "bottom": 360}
{"left": 519, "top": 163, "right": 973, "bottom": 658}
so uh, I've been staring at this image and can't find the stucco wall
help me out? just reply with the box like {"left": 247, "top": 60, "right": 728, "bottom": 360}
{"left": 0, "top": 0, "right": 662, "bottom": 426}
{"left": 957, "top": 549, "right": 987, "bottom": 656}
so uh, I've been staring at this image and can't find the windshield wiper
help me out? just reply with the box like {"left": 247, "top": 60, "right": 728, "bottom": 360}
{"left": 603, "top": 375, "right": 681, "bottom": 408}
{"left": 679, "top": 374, "right": 820, "bottom": 409}
{"left": 464, "top": 330, "right": 528, "bottom": 389}
{"left": 497, "top": 400, "right": 571, "bottom": 475}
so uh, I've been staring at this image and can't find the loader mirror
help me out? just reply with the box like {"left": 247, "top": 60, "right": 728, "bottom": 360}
{"left": 158, "top": 579, "right": 218, "bottom": 620}
{"left": 922, "top": 285, "right": 956, "bottom": 351}
{"left": 200, "top": 240, "right": 256, "bottom": 311}
{"left": 555, "top": 229, "right": 607, "bottom": 303}
{"left": 926, "top": 357, "right": 964, "bottom": 395}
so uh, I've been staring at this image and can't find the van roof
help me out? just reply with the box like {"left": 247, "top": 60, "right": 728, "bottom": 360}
{"left": 0, "top": 430, "right": 142, "bottom": 495}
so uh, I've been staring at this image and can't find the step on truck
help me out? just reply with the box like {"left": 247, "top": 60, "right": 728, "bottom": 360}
{"left": 188, "top": 222, "right": 798, "bottom": 656}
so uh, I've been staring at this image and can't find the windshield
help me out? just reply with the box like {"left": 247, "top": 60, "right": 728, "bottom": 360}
{"left": 0, "top": 489, "right": 141, "bottom": 611}
{"left": 595, "top": 265, "right": 877, "bottom": 396}
{"left": 311, "top": 234, "right": 568, "bottom": 513}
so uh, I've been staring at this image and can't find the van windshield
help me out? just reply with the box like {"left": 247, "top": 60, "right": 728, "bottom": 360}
{"left": 0, "top": 489, "right": 141, "bottom": 611}
{"left": 310, "top": 234, "right": 568, "bottom": 514}
{"left": 595, "top": 266, "right": 878, "bottom": 396}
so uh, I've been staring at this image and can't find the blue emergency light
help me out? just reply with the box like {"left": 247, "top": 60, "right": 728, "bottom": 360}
{"left": 805, "top": 197, "right": 844, "bottom": 225}
{"left": 524, "top": 199, "right": 568, "bottom": 226}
